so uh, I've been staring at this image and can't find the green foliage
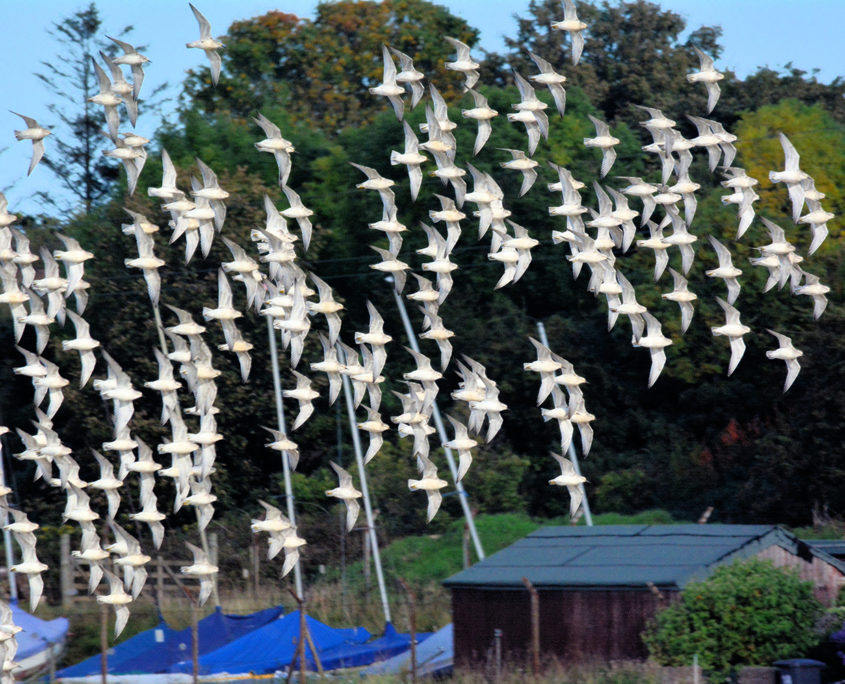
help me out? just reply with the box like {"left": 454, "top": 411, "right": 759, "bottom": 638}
{"left": 643, "top": 559, "right": 823, "bottom": 676}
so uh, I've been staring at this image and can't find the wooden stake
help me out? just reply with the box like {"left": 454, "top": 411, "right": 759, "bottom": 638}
{"left": 522, "top": 577, "right": 540, "bottom": 676}
{"left": 99, "top": 603, "right": 108, "bottom": 684}
{"left": 397, "top": 577, "right": 417, "bottom": 684}
{"left": 191, "top": 602, "right": 199, "bottom": 684}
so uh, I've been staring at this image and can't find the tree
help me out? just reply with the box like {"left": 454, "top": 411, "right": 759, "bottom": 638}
{"left": 643, "top": 559, "right": 824, "bottom": 676}
{"left": 182, "top": 0, "right": 478, "bottom": 132}
{"left": 34, "top": 3, "right": 167, "bottom": 214}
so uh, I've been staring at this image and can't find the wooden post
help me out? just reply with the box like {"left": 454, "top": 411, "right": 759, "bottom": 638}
{"left": 303, "top": 625, "right": 325, "bottom": 680}
{"left": 191, "top": 602, "right": 199, "bottom": 684}
{"left": 251, "top": 538, "right": 260, "bottom": 597}
{"left": 285, "top": 589, "right": 312, "bottom": 684}
{"left": 397, "top": 578, "right": 417, "bottom": 684}
{"left": 208, "top": 532, "right": 220, "bottom": 607}
{"left": 462, "top": 522, "right": 470, "bottom": 570}
{"left": 100, "top": 603, "right": 108, "bottom": 684}
{"left": 60, "top": 535, "right": 71, "bottom": 609}
{"left": 522, "top": 577, "right": 540, "bottom": 676}
{"left": 362, "top": 527, "right": 371, "bottom": 592}
{"left": 156, "top": 556, "right": 165, "bottom": 605}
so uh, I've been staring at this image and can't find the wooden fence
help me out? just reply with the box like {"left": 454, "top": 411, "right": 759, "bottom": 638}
{"left": 59, "top": 533, "right": 224, "bottom": 608}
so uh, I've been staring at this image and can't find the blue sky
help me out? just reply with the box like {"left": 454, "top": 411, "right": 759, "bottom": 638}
{"left": 0, "top": 0, "right": 842, "bottom": 215}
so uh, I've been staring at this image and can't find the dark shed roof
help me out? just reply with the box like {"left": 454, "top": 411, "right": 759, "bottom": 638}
{"left": 444, "top": 524, "right": 845, "bottom": 591}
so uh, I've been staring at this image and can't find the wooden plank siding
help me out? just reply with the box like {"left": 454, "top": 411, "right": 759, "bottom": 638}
{"left": 755, "top": 545, "right": 845, "bottom": 606}
{"left": 452, "top": 588, "right": 676, "bottom": 667}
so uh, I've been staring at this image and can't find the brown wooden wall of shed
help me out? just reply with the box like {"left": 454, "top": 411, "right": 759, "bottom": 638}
{"left": 755, "top": 546, "right": 845, "bottom": 605}
{"left": 451, "top": 588, "right": 674, "bottom": 668}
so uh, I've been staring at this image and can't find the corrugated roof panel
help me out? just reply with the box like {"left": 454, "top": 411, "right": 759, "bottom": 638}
{"left": 442, "top": 524, "right": 836, "bottom": 590}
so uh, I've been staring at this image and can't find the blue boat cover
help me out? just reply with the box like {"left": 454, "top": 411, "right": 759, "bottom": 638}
{"left": 363, "top": 623, "right": 453, "bottom": 678}
{"left": 169, "top": 610, "right": 370, "bottom": 675}
{"left": 318, "top": 622, "right": 432, "bottom": 670}
{"left": 9, "top": 600, "right": 69, "bottom": 661}
{"left": 57, "top": 605, "right": 282, "bottom": 677}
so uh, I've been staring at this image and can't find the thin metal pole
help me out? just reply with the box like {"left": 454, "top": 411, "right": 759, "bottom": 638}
{"left": 339, "top": 367, "right": 391, "bottom": 623}
{"left": 266, "top": 317, "right": 303, "bottom": 597}
{"left": 0, "top": 440, "right": 17, "bottom": 601}
{"left": 390, "top": 286, "right": 485, "bottom": 560}
{"left": 536, "top": 321, "right": 593, "bottom": 526}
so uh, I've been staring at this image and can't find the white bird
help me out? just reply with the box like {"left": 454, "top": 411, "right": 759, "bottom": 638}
{"left": 193, "top": 158, "right": 229, "bottom": 232}
{"left": 569, "top": 396, "right": 595, "bottom": 456}
{"left": 96, "top": 570, "right": 132, "bottom": 637}
{"left": 71, "top": 526, "right": 109, "bottom": 594}
{"left": 187, "top": 4, "right": 224, "bottom": 86}
{"left": 370, "top": 246, "right": 409, "bottom": 293}
{"left": 512, "top": 72, "right": 549, "bottom": 141}
{"left": 263, "top": 427, "right": 300, "bottom": 471}
{"left": 326, "top": 462, "right": 362, "bottom": 532}
{"left": 203, "top": 269, "right": 243, "bottom": 351}
{"left": 180, "top": 542, "right": 218, "bottom": 606}
{"left": 551, "top": 0, "right": 588, "bottom": 65}
{"left": 253, "top": 113, "right": 295, "bottom": 187}
{"left": 706, "top": 236, "right": 742, "bottom": 305}
{"left": 388, "top": 46, "right": 425, "bottom": 108}
{"left": 792, "top": 269, "right": 829, "bottom": 320}
{"left": 610, "top": 272, "right": 646, "bottom": 340}
{"left": 369, "top": 45, "right": 404, "bottom": 120}
{"left": 221, "top": 237, "right": 263, "bottom": 308}
{"left": 798, "top": 187, "right": 834, "bottom": 256}
{"left": 354, "top": 301, "right": 392, "bottom": 380}
{"left": 10, "top": 532, "right": 48, "bottom": 612}
{"left": 765, "top": 329, "right": 803, "bottom": 393}
{"left": 89, "top": 450, "right": 122, "bottom": 521}
{"left": 61, "top": 310, "right": 100, "bottom": 387}
{"left": 633, "top": 311, "right": 673, "bottom": 387}
{"left": 661, "top": 268, "right": 697, "bottom": 334}
{"left": 390, "top": 121, "right": 427, "bottom": 202}
{"left": 418, "top": 306, "right": 454, "bottom": 371}
{"left": 636, "top": 220, "right": 671, "bottom": 282}
{"left": 549, "top": 452, "right": 587, "bottom": 518}
{"left": 89, "top": 59, "right": 122, "bottom": 142}
{"left": 528, "top": 52, "right": 567, "bottom": 116}
{"left": 350, "top": 162, "right": 396, "bottom": 216}
{"left": 100, "top": 50, "right": 137, "bottom": 126}
{"left": 584, "top": 115, "right": 619, "bottom": 177}
{"left": 408, "top": 455, "right": 448, "bottom": 523}
{"left": 308, "top": 274, "right": 344, "bottom": 348}
{"left": 499, "top": 148, "right": 538, "bottom": 197}
{"left": 461, "top": 89, "right": 498, "bottom": 156}
{"left": 12, "top": 112, "right": 51, "bottom": 175}
{"left": 357, "top": 406, "right": 389, "bottom": 464}
{"left": 282, "top": 370, "right": 320, "bottom": 430}
{"left": 444, "top": 37, "right": 480, "bottom": 89}
{"left": 124, "top": 214, "right": 165, "bottom": 306}
{"left": 444, "top": 415, "right": 478, "bottom": 482}
{"left": 711, "top": 297, "right": 751, "bottom": 376}
{"left": 108, "top": 36, "right": 149, "bottom": 100}
{"left": 183, "top": 477, "right": 217, "bottom": 533}
{"left": 103, "top": 136, "right": 146, "bottom": 196}
{"left": 687, "top": 46, "right": 724, "bottom": 114}
{"left": 250, "top": 500, "right": 292, "bottom": 536}
{"left": 280, "top": 185, "right": 313, "bottom": 252}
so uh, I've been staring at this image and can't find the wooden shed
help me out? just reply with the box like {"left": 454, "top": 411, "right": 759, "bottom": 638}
{"left": 443, "top": 524, "right": 845, "bottom": 667}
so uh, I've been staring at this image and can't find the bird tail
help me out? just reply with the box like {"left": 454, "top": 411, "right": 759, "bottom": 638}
{"left": 389, "top": 150, "right": 401, "bottom": 166}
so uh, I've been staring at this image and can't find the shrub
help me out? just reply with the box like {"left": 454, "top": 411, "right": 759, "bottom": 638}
{"left": 643, "top": 558, "right": 823, "bottom": 676}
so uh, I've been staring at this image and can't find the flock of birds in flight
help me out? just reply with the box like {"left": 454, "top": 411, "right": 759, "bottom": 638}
{"left": 0, "top": 0, "right": 836, "bottom": 667}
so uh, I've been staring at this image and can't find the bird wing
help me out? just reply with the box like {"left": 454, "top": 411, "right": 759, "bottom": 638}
{"left": 190, "top": 3, "right": 212, "bottom": 38}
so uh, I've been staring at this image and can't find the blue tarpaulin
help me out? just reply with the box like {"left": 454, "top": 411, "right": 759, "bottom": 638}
{"left": 363, "top": 623, "right": 453, "bottom": 678}
{"left": 318, "top": 623, "right": 431, "bottom": 670}
{"left": 10, "top": 599, "right": 69, "bottom": 663}
{"left": 56, "top": 605, "right": 282, "bottom": 677}
{"left": 169, "top": 610, "right": 370, "bottom": 675}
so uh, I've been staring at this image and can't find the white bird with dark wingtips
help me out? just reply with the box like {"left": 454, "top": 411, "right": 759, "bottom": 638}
{"left": 551, "top": 0, "right": 588, "bottom": 65}
{"left": 11, "top": 112, "right": 51, "bottom": 176}
{"left": 765, "top": 329, "right": 803, "bottom": 393}
{"left": 687, "top": 47, "right": 724, "bottom": 113}
{"left": 549, "top": 452, "right": 586, "bottom": 518}
{"left": 187, "top": 4, "right": 224, "bottom": 86}
{"left": 326, "top": 462, "right": 362, "bottom": 532}
{"left": 711, "top": 296, "right": 751, "bottom": 376}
